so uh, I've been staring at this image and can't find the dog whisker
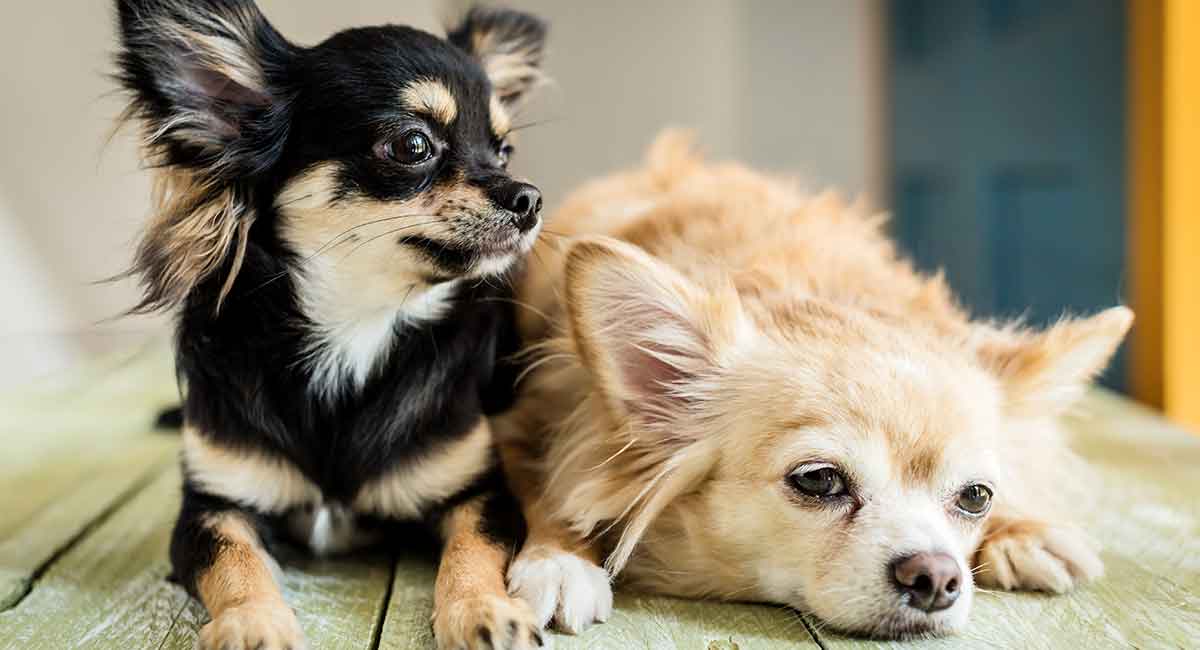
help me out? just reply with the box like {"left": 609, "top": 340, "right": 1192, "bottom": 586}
{"left": 335, "top": 221, "right": 442, "bottom": 262}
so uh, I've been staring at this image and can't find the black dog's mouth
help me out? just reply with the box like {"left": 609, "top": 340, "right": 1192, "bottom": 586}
{"left": 399, "top": 233, "right": 529, "bottom": 278}
{"left": 399, "top": 236, "right": 476, "bottom": 272}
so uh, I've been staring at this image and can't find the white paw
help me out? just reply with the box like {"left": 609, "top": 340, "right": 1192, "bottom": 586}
{"left": 198, "top": 599, "right": 307, "bottom": 650}
{"left": 507, "top": 545, "right": 613, "bottom": 634}
{"left": 976, "top": 524, "right": 1103, "bottom": 593}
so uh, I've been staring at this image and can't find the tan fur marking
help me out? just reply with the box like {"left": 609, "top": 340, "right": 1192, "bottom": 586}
{"left": 432, "top": 497, "right": 541, "bottom": 648}
{"left": 354, "top": 419, "right": 494, "bottom": 518}
{"left": 901, "top": 442, "right": 945, "bottom": 485}
{"left": 402, "top": 79, "right": 458, "bottom": 125}
{"left": 489, "top": 93, "right": 511, "bottom": 137}
{"left": 197, "top": 513, "right": 285, "bottom": 618}
{"left": 127, "top": 167, "right": 254, "bottom": 313}
{"left": 194, "top": 512, "right": 305, "bottom": 649}
{"left": 157, "top": 3, "right": 269, "bottom": 94}
{"left": 467, "top": 28, "right": 546, "bottom": 105}
{"left": 436, "top": 498, "right": 509, "bottom": 596}
{"left": 183, "top": 426, "right": 321, "bottom": 513}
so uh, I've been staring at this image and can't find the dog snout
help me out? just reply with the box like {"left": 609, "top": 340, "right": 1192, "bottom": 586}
{"left": 890, "top": 552, "right": 961, "bottom": 613}
{"left": 499, "top": 182, "right": 543, "bottom": 232}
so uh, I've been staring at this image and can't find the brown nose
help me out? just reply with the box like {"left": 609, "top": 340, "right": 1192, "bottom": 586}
{"left": 890, "top": 552, "right": 961, "bottom": 612}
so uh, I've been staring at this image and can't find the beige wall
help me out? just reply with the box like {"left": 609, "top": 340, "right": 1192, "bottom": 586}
{"left": 0, "top": 1, "right": 882, "bottom": 384}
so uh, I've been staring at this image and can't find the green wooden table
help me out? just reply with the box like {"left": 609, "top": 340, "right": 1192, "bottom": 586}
{"left": 2, "top": 343, "right": 1197, "bottom": 649}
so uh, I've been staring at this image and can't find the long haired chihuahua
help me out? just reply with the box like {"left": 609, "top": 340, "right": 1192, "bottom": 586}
{"left": 112, "top": 1, "right": 548, "bottom": 648}
{"left": 496, "top": 132, "right": 1132, "bottom": 638}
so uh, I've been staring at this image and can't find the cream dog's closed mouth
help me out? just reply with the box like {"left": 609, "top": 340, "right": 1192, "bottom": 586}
{"left": 496, "top": 131, "right": 1132, "bottom": 639}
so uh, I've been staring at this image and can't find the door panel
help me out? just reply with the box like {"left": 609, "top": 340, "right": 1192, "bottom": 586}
{"left": 890, "top": 0, "right": 1128, "bottom": 388}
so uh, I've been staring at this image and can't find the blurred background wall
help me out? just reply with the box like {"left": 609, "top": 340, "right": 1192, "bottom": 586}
{"left": 0, "top": 0, "right": 883, "bottom": 387}
{"left": 6, "top": 0, "right": 1194, "bottom": 425}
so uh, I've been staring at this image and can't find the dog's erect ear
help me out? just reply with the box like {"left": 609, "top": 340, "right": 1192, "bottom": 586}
{"left": 113, "top": 0, "right": 295, "bottom": 313}
{"left": 446, "top": 7, "right": 547, "bottom": 106}
{"left": 564, "top": 237, "right": 744, "bottom": 429}
{"left": 115, "top": 0, "right": 293, "bottom": 170}
{"left": 975, "top": 306, "right": 1133, "bottom": 417}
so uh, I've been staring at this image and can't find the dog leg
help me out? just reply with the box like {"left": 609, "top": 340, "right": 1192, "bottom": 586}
{"left": 974, "top": 512, "right": 1103, "bottom": 594}
{"left": 432, "top": 491, "right": 544, "bottom": 650}
{"left": 499, "top": 439, "right": 613, "bottom": 634}
{"left": 171, "top": 490, "right": 305, "bottom": 650}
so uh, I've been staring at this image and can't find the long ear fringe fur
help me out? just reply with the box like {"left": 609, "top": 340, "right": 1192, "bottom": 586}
{"left": 112, "top": 158, "right": 254, "bottom": 315}
{"left": 109, "top": 0, "right": 283, "bottom": 315}
{"left": 534, "top": 334, "right": 720, "bottom": 576}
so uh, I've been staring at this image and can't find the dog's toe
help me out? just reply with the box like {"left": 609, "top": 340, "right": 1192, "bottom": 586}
{"left": 975, "top": 522, "right": 1102, "bottom": 593}
{"left": 197, "top": 599, "right": 306, "bottom": 650}
{"left": 433, "top": 593, "right": 544, "bottom": 650}
{"left": 507, "top": 545, "right": 612, "bottom": 634}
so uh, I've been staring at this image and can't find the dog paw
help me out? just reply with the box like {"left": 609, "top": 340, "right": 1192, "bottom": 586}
{"left": 198, "top": 599, "right": 307, "bottom": 650}
{"left": 507, "top": 544, "right": 612, "bottom": 634}
{"left": 433, "top": 593, "right": 545, "bottom": 650}
{"left": 975, "top": 522, "right": 1103, "bottom": 593}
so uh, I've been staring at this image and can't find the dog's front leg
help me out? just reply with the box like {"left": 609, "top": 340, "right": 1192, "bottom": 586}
{"left": 171, "top": 490, "right": 305, "bottom": 650}
{"left": 973, "top": 508, "right": 1103, "bottom": 594}
{"left": 497, "top": 435, "right": 613, "bottom": 634}
{"left": 432, "top": 489, "right": 544, "bottom": 650}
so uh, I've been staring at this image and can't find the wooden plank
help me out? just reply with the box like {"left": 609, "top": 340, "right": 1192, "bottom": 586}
{"left": 157, "top": 551, "right": 394, "bottom": 650}
{"left": 812, "top": 392, "right": 1200, "bottom": 649}
{"left": 377, "top": 555, "right": 438, "bottom": 650}
{"left": 2, "top": 343, "right": 390, "bottom": 647}
{"left": 0, "top": 342, "right": 181, "bottom": 611}
{"left": 0, "top": 438, "right": 176, "bottom": 609}
{"left": 0, "top": 464, "right": 394, "bottom": 649}
{"left": 553, "top": 595, "right": 816, "bottom": 650}
{"left": 378, "top": 555, "right": 817, "bottom": 649}
{"left": 0, "top": 468, "right": 191, "bottom": 649}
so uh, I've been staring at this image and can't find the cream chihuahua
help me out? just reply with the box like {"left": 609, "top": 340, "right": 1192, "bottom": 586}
{"left": 496, "top": 131, "right": 1132, "bottom": 638}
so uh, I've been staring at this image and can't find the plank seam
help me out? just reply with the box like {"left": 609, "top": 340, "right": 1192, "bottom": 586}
{"left": 796, "top": 610, "right": 827, "bottom": 649}
{"left": 368, "top": 552, "right": 399, "bottom": 650}
{"left": 155, "top": 599, "right": 192, "bottom": 650}
{"left": 0, "top": 459, "right": 174, "bottom": 612}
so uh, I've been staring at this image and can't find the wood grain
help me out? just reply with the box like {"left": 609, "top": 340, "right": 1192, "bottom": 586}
{"left": 0, "top": 343, "right": 179, "bottom": 610}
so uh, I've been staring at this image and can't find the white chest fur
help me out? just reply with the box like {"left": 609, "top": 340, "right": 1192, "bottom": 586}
{"left": 298, "top": 271, "right": 461, "bottom": 400}
{"left": 286, "top": 503, "right": 377, "bottom": 556}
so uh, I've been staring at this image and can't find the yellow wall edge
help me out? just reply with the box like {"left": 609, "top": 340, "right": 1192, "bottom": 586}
{"left": 1163, "top": 0, "right": 1200, "bottom": 429}
{"left": 1129, "top": 0, "right": 1164, "bottom": 408}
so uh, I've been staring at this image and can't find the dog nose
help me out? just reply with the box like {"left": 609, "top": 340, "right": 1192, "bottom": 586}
{"left": 501, "top": 183, "right": 543, "bottom": 232}
{"left": 891, "top": 552, "right": 961, "bottom": 612}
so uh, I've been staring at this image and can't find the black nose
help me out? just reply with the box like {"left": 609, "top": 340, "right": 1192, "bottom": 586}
{"left": 891, "top": 552, "right": 961, "bottom": 612}
{"left": 500, "top": 183, "right": 542, "bottom": 232}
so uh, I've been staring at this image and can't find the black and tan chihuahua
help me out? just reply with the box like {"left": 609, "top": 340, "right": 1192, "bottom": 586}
{"left": 113, "top": 1, "right": 548, "bottom": 648}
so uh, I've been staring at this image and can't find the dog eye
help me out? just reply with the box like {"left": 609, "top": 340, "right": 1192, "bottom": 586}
{"left": 956, "top": 484, "right": 993, "bottom": 515}
{"left": 498, "top": 142, "right": 515, "bottom": 168}
{"left": 788, "top": 465, "right": 848, "bottom": 498}
{"left": 383, "top": 130, "right": 435, "bottom": 165}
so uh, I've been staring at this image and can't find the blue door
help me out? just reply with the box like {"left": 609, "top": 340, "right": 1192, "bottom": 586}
{"left": 890, "top": 0, "right": 1127, "bottom": 389}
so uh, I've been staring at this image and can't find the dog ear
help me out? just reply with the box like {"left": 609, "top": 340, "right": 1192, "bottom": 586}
{"left": 563, "top": 237, "right": 744, "bottom": 429}
{"left": 561, "top": 236, "right": 743, "bottom": 572}
{"left": 113, "top": 0, "right": 295, "bottom": 313}
{"left": 974, "top": 306, "right": 1133, "bottom": 417}
{"left": 446, "top": 7, "right": 547, "bottom": 107}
